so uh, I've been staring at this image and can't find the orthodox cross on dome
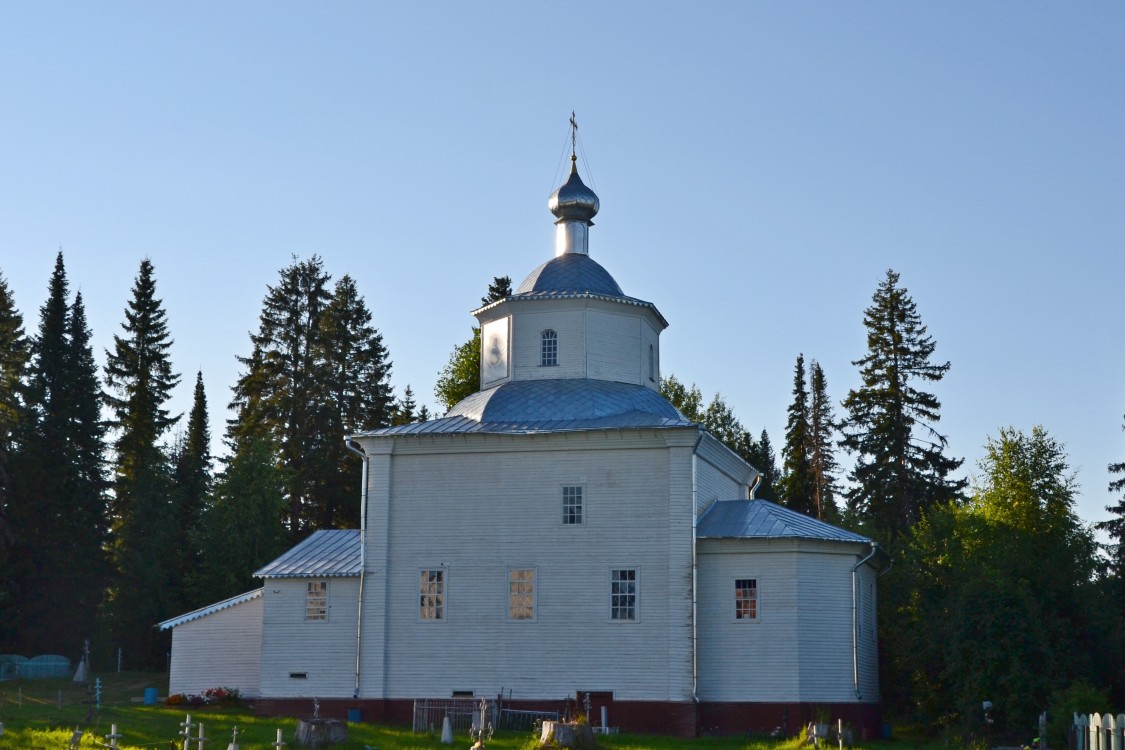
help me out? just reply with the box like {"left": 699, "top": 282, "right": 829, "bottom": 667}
{"left": 569, "top": 111, "right": 578, "bottom": 160}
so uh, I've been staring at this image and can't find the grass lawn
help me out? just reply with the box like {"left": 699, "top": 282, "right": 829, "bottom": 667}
{"left": 0, "top": 674, "right": 937, "bottom": 750}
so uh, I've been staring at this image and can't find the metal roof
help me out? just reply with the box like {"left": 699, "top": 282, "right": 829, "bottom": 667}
{"left": 254, "top": 529, "right": 361, "bottom": 579}
{"left": 515, "top": 253, "right": 624, "bottom": 296}
{"left": 358, "top": 379, "right": 694, "bottom": 437}
{"left": 157, "top": 589, "right": 262, "bottom": 630}
{"left": 697, "top": 499, "right": 872, "bottom": 544}
{"left": 549, "top": 159, "right": 600, "bottom": 222}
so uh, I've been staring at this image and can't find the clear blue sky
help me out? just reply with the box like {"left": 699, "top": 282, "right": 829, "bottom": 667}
{"left": 2, "top": 3, "right": 1123, "bottom": 533}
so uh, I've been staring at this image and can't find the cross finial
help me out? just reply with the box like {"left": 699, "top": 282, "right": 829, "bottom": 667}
{"left": 569, "top": 111, "right": 578, "bottom": 160}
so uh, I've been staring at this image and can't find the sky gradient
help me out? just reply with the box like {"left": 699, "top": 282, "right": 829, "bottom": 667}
{"left": 2, "top": 3, "right": 1123, "bottom": 534}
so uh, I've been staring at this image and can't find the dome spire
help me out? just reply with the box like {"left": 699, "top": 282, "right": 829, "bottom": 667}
{"left": 548, "top": 113, "right": 599, "bottom": 256}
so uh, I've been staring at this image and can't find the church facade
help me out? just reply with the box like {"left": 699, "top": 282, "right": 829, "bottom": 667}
{"left": 161, "top": 153, "right": 882, "bottom": 737}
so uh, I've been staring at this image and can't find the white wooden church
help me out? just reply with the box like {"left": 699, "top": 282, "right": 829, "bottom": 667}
{"left": 160, "top": 151, "right": 883, "bottom": 737}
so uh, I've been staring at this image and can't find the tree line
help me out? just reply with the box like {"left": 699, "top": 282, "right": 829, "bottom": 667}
{"left": 0, "top": 258, "right": 1122, "bottom": 735}
{"left": 0, "top": 253, "right": 423, "bottom": 669}
{"left": 665, "top": 269, "right": 1125, "bottom": 737}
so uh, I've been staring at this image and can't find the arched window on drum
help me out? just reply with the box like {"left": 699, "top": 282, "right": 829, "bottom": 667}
{"left": 541, "top": 329, "right": 558, "bottom": 367}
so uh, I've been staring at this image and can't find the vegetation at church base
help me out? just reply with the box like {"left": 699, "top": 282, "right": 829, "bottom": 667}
{"left": 0, "top": 674, "right": 986, "bottom": 750}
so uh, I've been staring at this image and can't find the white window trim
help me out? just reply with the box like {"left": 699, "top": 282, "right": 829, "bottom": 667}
{"left": 608, "top": 567, "right": 639, "bottom": 623}
{"left": 733, "top": 576, "right": 760, "bottom": 623}
{"left": 506, "top": 566, "right": 537, "bottom": 623}
{"left": 419, "top": 567, "right": 446, "bottom": 622}
{"left": 540, "top": 329, "right": 558, "bottom": 367}
{"left": 306, "top": 580, "right": 328, "bottom": 621}
{"left": 561, "top": 483, "right": 585, "bottom": 526}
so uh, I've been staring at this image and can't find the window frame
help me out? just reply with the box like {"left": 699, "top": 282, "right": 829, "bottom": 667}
{"left": 419, "top": 568, "right": 446, "bottom": 622}
{"left": 306, "top": 580, "right": 329, "bottom": 621}
{"left": 609, "top": 567, "right": 639, "bottom": 622}
{"left": 507, "top": 567, "right": 537, "bottom": 622}
{"left": 734, "top": 577, "right": 759, "bottom": 622}
{"left": 540, "top": 329, "right": 558, "bottom": 367}
{"left": 562, "top": 484, "right": 584, "bottom": 526}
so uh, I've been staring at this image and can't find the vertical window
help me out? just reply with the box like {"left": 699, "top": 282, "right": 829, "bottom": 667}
{"left": 610, "top": 569, "right": 637, "bottom": 621}
{"left": 420, "top": 569, "right": 444, "bottom": 620}
{"left": 735, "top": 578, "right": 758, "bottom": 621}
{"left": 508, "top": 568, "right": 535, "bottom": 621}
{"left": 306, "top": 581, "right": 328, "bottom": 621}
{"left": 562, "top": 485, "right": 583, "bottom": 525}
{"left": 648, "top": 344, "right": 655, "bottom": 381}
{"left": 541, "top": 330, "right": 558, "bottom": 366}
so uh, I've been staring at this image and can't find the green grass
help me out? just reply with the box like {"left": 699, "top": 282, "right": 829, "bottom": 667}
{"left": 0, "top": 674, "right": 936, "bottom": 750}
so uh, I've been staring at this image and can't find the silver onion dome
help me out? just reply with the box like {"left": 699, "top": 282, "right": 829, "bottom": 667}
{"left": 549, "top": 156, "right": 600, "bottom": 223}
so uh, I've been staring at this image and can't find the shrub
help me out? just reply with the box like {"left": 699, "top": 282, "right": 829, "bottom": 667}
{"left": 1048, "top": 680, "right": 1111, "bottom": 748}
{"left": 164, "top": 687, "right": 242, "bottom": 708}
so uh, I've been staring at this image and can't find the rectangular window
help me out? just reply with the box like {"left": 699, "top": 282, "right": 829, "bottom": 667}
{"left": 306, "top": 581, "right": 328, "bottom": 620}
{"left": 735, "top": 578, "right": 758, "bottom": 621}
{"left": 508, "top": 568, "right": 536, "bottom": 621}
{"left": 541, "top": 330, "right": 558, "bottom": 366}
{"left": 562, "top": 485, "right": 583, "bottom": 525}
{"left": 610, "top": 569, "right": 637, "bottom": 621}
{"left": 420, "top": 569, "right": 444, "bottom": 620}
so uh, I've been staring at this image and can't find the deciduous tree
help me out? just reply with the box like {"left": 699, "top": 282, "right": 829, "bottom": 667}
{"left": 897, "top": 427, "right": 1099, "bottom": 731}
{"left": 435, "top": 277, "right": 511, "bottom": 413}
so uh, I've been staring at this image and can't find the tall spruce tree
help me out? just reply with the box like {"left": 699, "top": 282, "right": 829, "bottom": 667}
{"left": 393, "top": 385, "right": 419, "bottom": 425}
{"left": 482, "top": 276, "right": 512, "bottom": 306}
{"left": 229, "top": 256, "right": 332, "bottom": 534}
{"left": 435, "top": 277, "right": 512, "bottom": 413}
{"left": 750, "top": 429, "right": 779, "bottom": 500}
{"left": 9, "top": 257, "right": 108, "bottom": 654}
{"left": 808, "top": 361, "right": 840, "bottom": 522}
{"left": 230, "top": 259, "right": 393, "bottom": 534}
{"left": 103, "top": 258, "right": 181, "bottom": 668}
{"left": 171, "top": 372, "right": 212, "bottom": 610}
{"left": 310, "top": 274, "right": 394, "bottom": 529}
{"left": 62, "top": 291, "right": 110, "bottom": 643}
{"left": 1097, "top": 413, "right": 1125, "bottom": 610}
{"left": 189, "top": 436, "right": 287, "bottom": 604}
{"left": 840, "top": 269, "right": 965, "bottom": 547}
{"left": 0, "top": 270, "right": 30, "bottom": 647}
{"left": 779, "top": 354, "right": 815, "bottom": 515}
{"left": 0, "top": 270, "right": 28, "bottom": 470}
{"left": 10, "top": 254, "right": 73, "bottom": 653}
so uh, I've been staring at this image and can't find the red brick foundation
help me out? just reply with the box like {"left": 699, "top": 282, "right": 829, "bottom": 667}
{"left": 251, "top": 697, "right": 881, "bottom": 739}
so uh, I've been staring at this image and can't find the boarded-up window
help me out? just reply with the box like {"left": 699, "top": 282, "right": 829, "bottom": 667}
{"left": 306, "top": 581, "right": 328, "bottom": 621}
{"left": 420, "top": 569, "right": 444, "bottom": 620}
{"left": 508, "top": 568, "right": 535, "bottom": 621}
{"left": 735, "top": 578, "right": 758, "bottom": 621}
